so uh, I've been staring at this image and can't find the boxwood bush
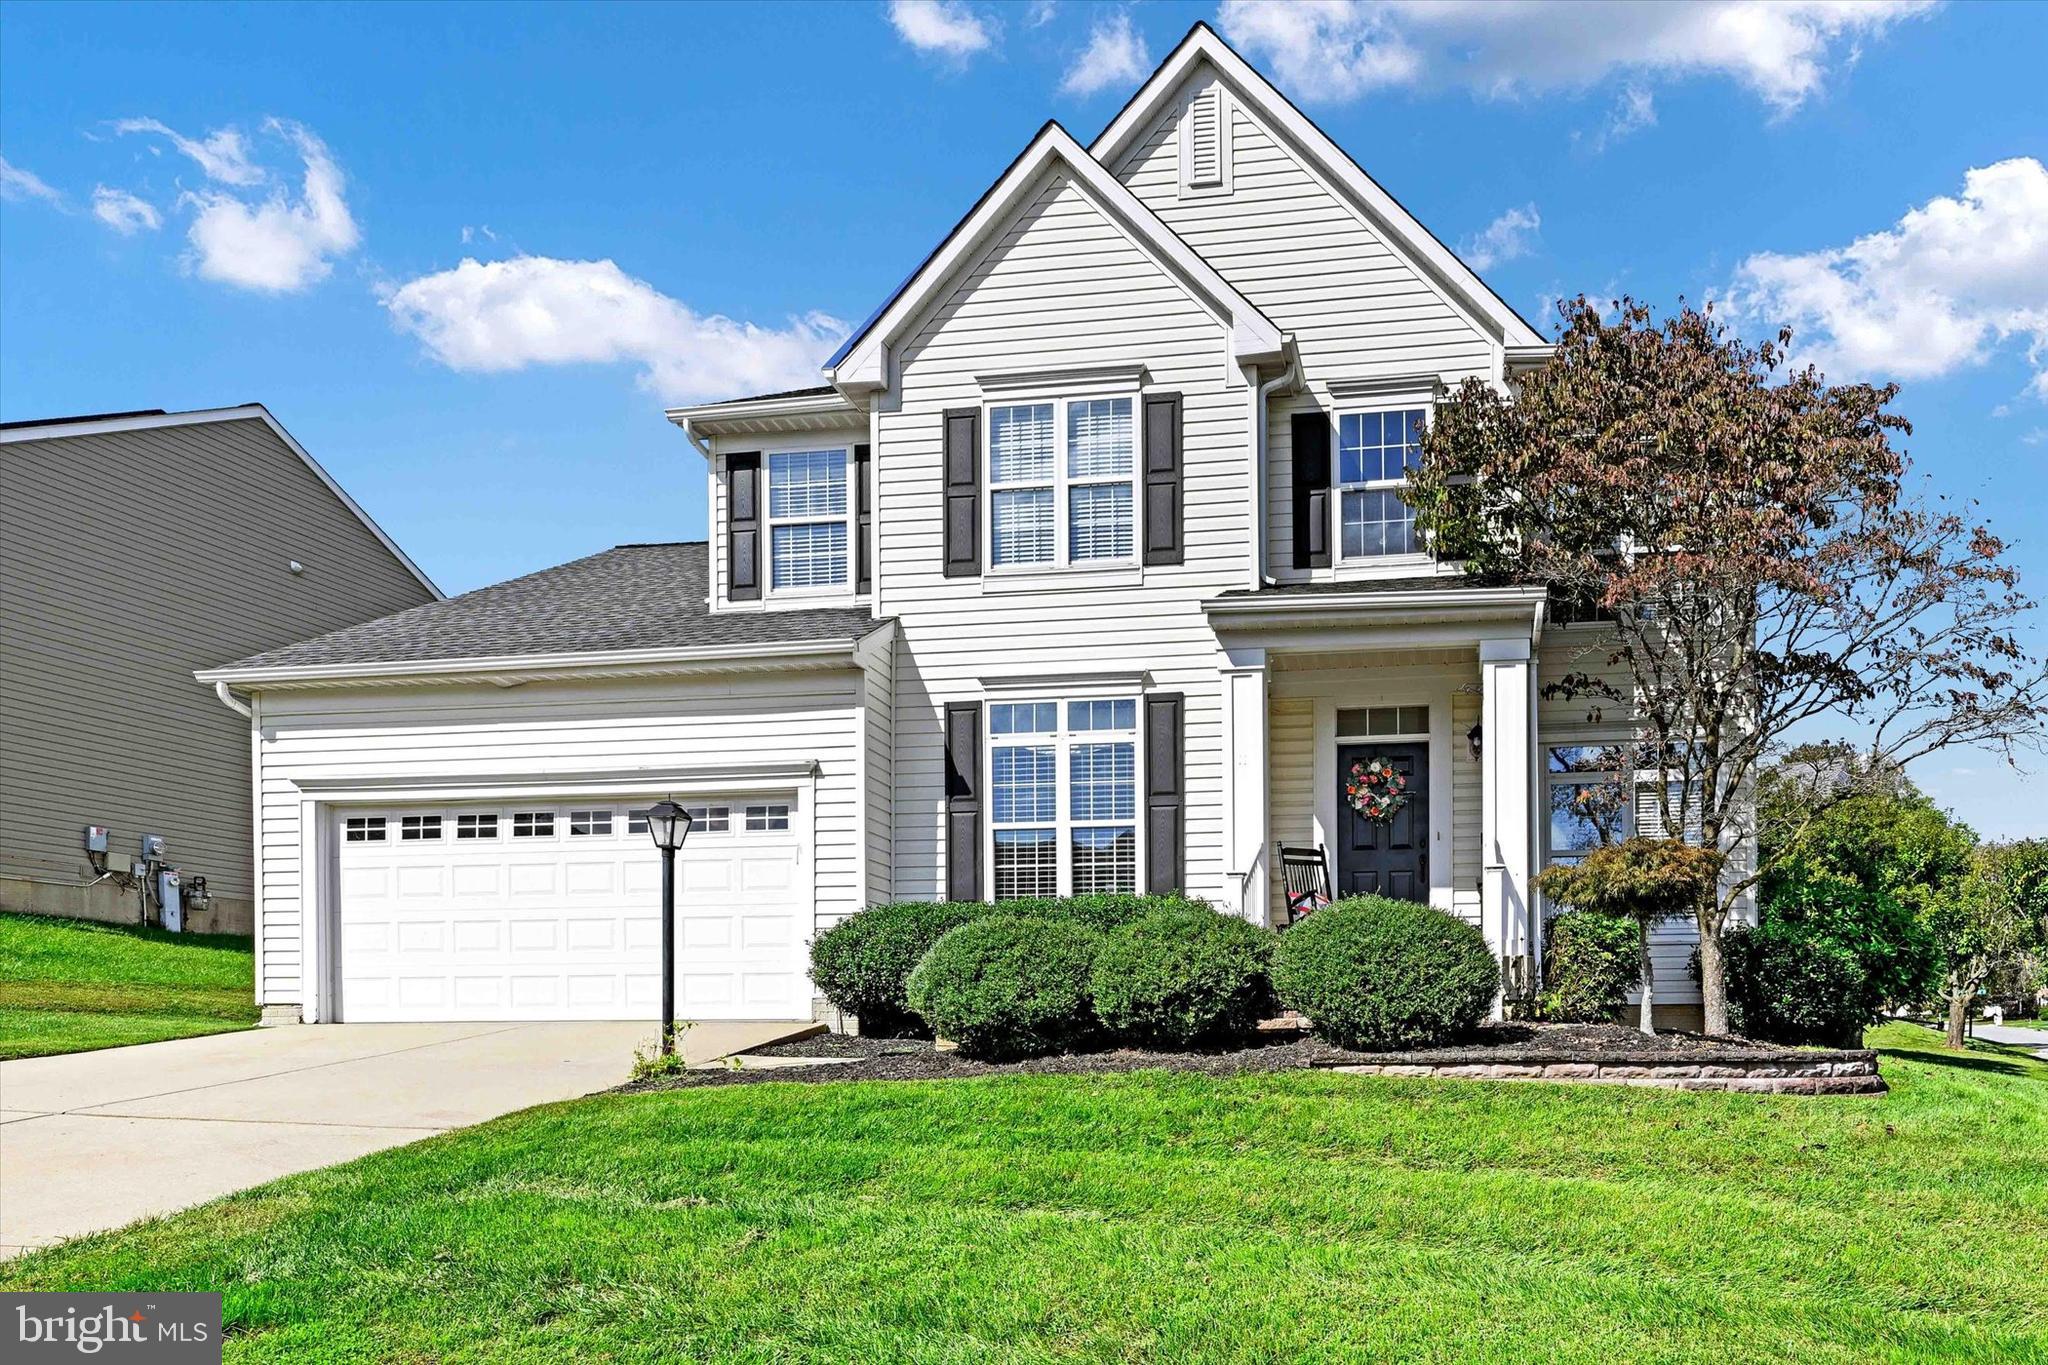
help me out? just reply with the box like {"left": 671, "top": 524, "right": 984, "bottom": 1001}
{"left": 1720, "top": 920, "right": 1871, "bottom": 1047}
{"left": 906, "top": 915, "right": 1104, "bottom": 1059}
{"left": 1272, "top": 896, "right": 1498, "bottom": 1050}
{"left": 1539, "top": 911, "right": 1640, "bottom": 1023}
{"left": 810, "top": 894, "right": 1206, "bottom": 1035}
{"left": 1090, "top": 909, "right": 1276, "bottom": 1048}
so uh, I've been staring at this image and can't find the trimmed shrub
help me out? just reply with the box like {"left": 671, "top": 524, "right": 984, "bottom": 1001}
{"left": 1720, "top": 920, "right": 1871, "bottom": 1047}
{"left": 1272, "top": 896, "right": 1498, "bottom": 1050}
{"left": 810, "top": 894, "right": 1209, "bottom": 1034}
{"left": 1540, "top": 911, "right": 1640, "bottom": 1023}
{"left": 906, "top": 915, "right": 1103, "bottom": 1060}
{"left": 809, "top": 901, "right": 985, "bottom": 1036}
{"left": 1090, "top": 909, "right": 1276, "bottom": 1048}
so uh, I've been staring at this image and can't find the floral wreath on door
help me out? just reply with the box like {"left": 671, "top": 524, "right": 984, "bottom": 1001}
{"left": 1345, "top": 757, "right": 1411, "bottom": 823}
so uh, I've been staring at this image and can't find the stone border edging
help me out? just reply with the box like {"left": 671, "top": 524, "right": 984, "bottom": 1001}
{"left": 1324, "top": 1049, "right": 1884, "bottom": 1095}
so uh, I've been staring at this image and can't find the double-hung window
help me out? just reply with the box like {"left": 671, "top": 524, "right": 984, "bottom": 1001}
{"left": 989, "top": 698, "right": 1139, "bottom": 898}
{"left": 766, "top": 447, "right": 850, "bottom": 591}
{"left": 987, "top": 396, "right": 1135, "bottom": 569}
{"left": 1336, "top": 407, "right": 1425, "bottom": 559}
{"left": 1544, "top": 745, "right": 1631, "bottom": 866}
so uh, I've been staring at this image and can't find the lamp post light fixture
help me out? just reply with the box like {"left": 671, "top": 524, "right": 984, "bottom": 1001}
{"left": 644, "top": 799, "right": 693, "bottom": 1056}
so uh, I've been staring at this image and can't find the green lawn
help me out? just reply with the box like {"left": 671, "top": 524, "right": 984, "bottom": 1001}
{"left": 0, "top": 911, "right": 257, "bottom": 1059}
{"left": 4, "top": 1022, "right": 2042, "bottom": 1361}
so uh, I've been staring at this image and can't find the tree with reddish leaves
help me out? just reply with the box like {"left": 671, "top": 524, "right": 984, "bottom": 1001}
{"left": 1410, "top": 298, "right": 2048, "bottom": 1036}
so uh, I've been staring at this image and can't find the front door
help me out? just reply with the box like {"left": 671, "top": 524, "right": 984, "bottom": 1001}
{"left": 1335, "top": 742, "right": 1428, "bottom": 902}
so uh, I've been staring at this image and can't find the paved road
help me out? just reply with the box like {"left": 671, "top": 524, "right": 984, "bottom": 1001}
{"left": 1971, "top": 1022, "right": 2048, "bottom": 1056}
{"left": 0, "top": 1018, "right": 814, "bottom": 1259}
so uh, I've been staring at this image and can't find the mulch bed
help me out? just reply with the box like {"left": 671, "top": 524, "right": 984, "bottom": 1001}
{"left": 618, "top": 1021, "right": 1850, "bottom": 1094}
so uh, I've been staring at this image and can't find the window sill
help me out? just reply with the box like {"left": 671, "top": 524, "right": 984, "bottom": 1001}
{"left": 980, "top": 564, "right": 1144, "bottom": 594}
{"left": 1328, "top": 553, "right": 1442, "bottom": 577}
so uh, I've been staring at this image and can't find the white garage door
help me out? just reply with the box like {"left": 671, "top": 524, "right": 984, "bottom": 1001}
{"left": 333, "top": 797, "right": 807, "bottom": 1022}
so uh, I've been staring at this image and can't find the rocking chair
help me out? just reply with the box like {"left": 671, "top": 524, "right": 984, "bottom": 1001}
{"left": 1278, "top": 844, "right": 1333, "bottom": 924}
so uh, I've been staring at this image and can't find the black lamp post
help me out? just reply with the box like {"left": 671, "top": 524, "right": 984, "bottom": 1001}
{"left": 644, "top": 799, "right": 693, "bottom": 1055}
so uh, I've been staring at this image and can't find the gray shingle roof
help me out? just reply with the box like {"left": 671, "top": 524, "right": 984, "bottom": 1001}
{"left": 216, "top": 542, "right": 877, "bottom": 672}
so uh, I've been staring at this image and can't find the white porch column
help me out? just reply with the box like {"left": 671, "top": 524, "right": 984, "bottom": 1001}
{"left": 1220, "top": 646, "right": 1269, "bottom": 924}
{"left": 1479, "top": 637, "right": 1536, "bottom": 988}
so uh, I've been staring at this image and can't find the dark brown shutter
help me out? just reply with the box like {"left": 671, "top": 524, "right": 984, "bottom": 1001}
{"left": 854, "top": 441, "right": 872, "bottom": 595}
{"left": 945, "top": 701, "right": 983, "bottom": 900}
{"left": 942, "top": 407, "right": 980, "bottom": 578}
{"left": 1142, "top": 391, "right": 1183, "bottom": 566}
{"left": 727, "top": 451, "right": 761, "bottom": 601}
{"left": 1291, "top": 412, "right": 1331, "bottom": 569}
{"left": 1145, "top": 692, "right": 1185, "bottom": 894}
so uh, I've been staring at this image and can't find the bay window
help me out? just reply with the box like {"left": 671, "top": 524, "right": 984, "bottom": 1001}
{"left": 987, "top": 396, "right": 1135, "bottom": 569}
{"left": 767, "top": 447, "right": 850, "bottom": 591}
{"left": 1337, "top": 407, "right": 1424, "bottom": 559}
{"left": 990, "top": 697, "right": 1139, "bottom": 897}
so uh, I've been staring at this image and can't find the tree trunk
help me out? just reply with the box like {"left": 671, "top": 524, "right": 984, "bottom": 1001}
{"left": 1946, "top": 989, "right": 1968, "bottom": 1051}
{"left": 1638, "top": 923, "right": 1656, "bottom": 1036}
{"left": 1698, "top": 922, "right": 1728, "bottom": 1037}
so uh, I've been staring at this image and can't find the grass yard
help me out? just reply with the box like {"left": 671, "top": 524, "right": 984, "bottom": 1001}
{"left": 0, "top": 911, "right": 257, "bottom": 1059}
{"left": 3, "top": 1022, "right": 2042, "bottom": 1363}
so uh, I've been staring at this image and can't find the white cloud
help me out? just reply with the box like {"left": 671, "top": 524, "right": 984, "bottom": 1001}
{"left": 111, "top": 117, "right": 264, "bottom": 185}
{"left": 1060, "top": 12, "right": 1150, "bottom": 96}
{"left": 1217, "top": 0, "right": 1934, "bottom": 113}
{"left": 91, "top": 186, "right": 162, "bottom": 234}
{"left": 1582, "top": 84, "right": 1657, "bottom": 152}
{"left": 1027, "top": 0, "right": 1059, "bottom": 27}
{"left": 381, "top": 255, "right": 850, "bottom": 404}
{"left": 1463, "top": 203, "right": 1541, "bottom": 271}
{"left": 1, "top": 155, "right": 64, "bottom": 206}
{"left": 1730, "top": 158, "right": 2048, "bottom": 398}
{"left": 888, "top": 0, "right": 992, "bottom": 59}
{"left": 177, "top": 120, "right": 360, "bottom": 292}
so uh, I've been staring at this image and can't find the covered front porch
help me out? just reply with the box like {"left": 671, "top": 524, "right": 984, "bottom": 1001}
{"left": 1208, "top": 581, "right": 1551, "bottom": 1000}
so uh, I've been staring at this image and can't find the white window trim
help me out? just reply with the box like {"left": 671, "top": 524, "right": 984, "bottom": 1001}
{"left": 1333, "top": 401, "right": 1433, "bottom": 568}
{"left": 763, "top": 440, "right": 855, "bottom": 599}
{"left": 1542, "top": 742, "right": 1635, "bottom": 866}
{"left": 982, "top": 392, "right": 1140, "bottom": 575}
{"left": 986, "top": 697, "right": 1145, "bottom": 898}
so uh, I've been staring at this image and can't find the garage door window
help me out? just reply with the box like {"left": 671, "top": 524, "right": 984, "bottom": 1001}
{"left": 400, "top": 815, "right": 442, "bottom": 841}
{"left": 512, "top": 812, "right": 555, "bottom": 838}
{"left": 745, "top": 803, "right": 790, "bottom": 832}
{"left": 345, "top": 816, "right": 386, "bottom": 843}
{"left": 456, "top": 814, "right": 498, "bottom": 840}
{"left": 568, "top": 810, "right": 614, "bottom": 836}
{"left": 685, "top": 805, "right": 731, "bottom": 834}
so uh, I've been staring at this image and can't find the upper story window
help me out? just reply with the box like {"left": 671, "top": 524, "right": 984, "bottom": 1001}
{"left": 1337, "top": 408, "right": 1424, "bottom": 559}
{"left": 987, "top": 396, "right": 1135, "bottom": 571}
{"left": 767, "top": 448, "right": 849, "bottom": 591}
{"left": 989, "top": 697, "right": 1139, "bottom": 898}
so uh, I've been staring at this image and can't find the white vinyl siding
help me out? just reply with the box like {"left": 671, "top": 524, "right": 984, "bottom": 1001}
{"left": 251, "top": 670, "right": 865, "bottom": 1008}
{"left": 1109, "top": 68, "right": 1497, "bottom": 585}
{"left": 876, "top": 165, "right": 1246, "bottom": 904}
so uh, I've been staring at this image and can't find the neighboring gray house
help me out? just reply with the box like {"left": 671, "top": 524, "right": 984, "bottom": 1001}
{"left": 1, "top": 405, "right": 438, "bottom": 934}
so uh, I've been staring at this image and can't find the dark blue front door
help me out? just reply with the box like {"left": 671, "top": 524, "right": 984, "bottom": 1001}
{"left": 1335, "top": 742, "right": 1428, "bottom": 901}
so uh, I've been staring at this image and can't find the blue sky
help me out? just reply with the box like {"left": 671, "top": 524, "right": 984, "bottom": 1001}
{"left": 3, "top": 0, "right": 2043, "bottom": 834}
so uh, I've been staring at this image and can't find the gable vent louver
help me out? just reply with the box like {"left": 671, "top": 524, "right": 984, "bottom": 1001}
{"left": 1184, "top": 88, "right": 1223, "bottom": 189}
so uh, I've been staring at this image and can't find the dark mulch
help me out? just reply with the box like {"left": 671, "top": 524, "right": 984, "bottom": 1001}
{"left": 618, "top": 1021, "right": 1847, "bottom": 1094}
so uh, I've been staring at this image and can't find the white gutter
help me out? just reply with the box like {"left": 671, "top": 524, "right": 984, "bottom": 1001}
{"left": 212, "top": 680, "right": 253, "bottom": 718}
{"left": 676, "top": 416, "right": 713, "bottom": 461}
{"left": 1251, "top": 344, "right": 1300, "bottom": 588}
{"left": 195, "top": 634, "right": 875, "bottom": 689}
{"left": 1204, "top": 584, "right": 1548, "bottom": 620}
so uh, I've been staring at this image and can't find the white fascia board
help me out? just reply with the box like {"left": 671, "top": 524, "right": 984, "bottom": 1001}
{"left": 1204, "top": 584, "right": 1548, "bottom": 622}
{"left": 1089, "top": 26, "right": 1546, "bottom": 350}
{"left": 826, "top": 122, "right": 1285, "bottom": 394}
{"left": 2, "top": 403, "right": 442, "bottom": 598}
{"left": 194, "top": 636, "right": 870, "bottom": 688}
{"left": 664, "top": 392, "right": 866, "bottom": 456}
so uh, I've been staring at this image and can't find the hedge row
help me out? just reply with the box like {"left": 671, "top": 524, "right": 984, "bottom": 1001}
{"left": 814, "top": 893, "right": 1498, "bottom": 1059}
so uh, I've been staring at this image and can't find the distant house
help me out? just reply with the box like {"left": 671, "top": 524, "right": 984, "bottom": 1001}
{"left": 1, "top": 405, "right": 438, "bottom": 933}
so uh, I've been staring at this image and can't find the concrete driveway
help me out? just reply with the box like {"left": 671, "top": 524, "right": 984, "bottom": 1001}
{"left": 0, "top": 1019, "right": 814, "bottom": 1259}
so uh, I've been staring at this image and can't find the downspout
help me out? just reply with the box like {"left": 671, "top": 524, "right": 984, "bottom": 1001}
{"left": 677, "top": 416, "right": 713, "bottom": 461}
{"left": 1251, "top": 342, "right": 1300, "bottom": 588}
{"left": 213, "top": 680, "right": 253, "bottom": 719}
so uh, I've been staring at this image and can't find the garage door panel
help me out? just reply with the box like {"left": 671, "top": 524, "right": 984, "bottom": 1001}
{"left": 335, "top": 797, "right": 807, "bottom": 1022}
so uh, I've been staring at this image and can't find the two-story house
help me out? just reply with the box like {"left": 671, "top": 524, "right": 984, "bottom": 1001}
{"left": 198, "top": 24, "right": 1721, "bottom": 1029}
